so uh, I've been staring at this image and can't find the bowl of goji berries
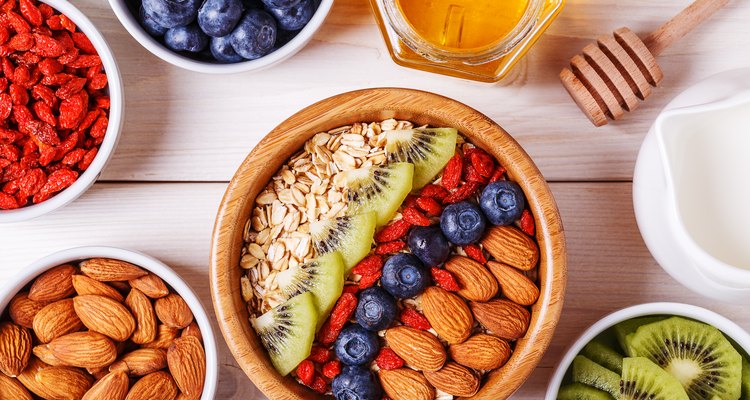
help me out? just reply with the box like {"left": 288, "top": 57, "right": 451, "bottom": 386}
{"left": 0, "top": 0, "right": 123, "bottom": 222}
{"left": 210, "top": 88, "right": 567, "bottom": 400}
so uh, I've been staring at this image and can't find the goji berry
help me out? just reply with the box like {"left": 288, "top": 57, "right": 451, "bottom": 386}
{"left": 56, "top": 47, "right": 77, "bottom": 64}
{"left": 375, "top": 348, "right": 404, "bottom": 370}
{"left": 307, "top": 345, "right": 330, "bottom": 364}
{"left": 374, "top": 219, "right": 410, "bottom": 243}
{"left": 463, "top": 164, "right": 486, "bottom": 184}
{"left": 7, "top": 11, "right": 30, "bottom": 34}
{"left": 37, "top": 3, "right": 53, "bottom": 19}
{"left": 1, "top": 162, "right": 24, "bottom": 182}
{"left": 463, "top": 244, "right": 487, "bottom": 264}
{"left": 78, "top": 148, "right": 96, "bottom": 170}
{"left": 34, "top": 167, "right": 75, "bottom": 198}
{"left": 87, "top": 73, "right": 106, "bottom": 90}
{"left": 55, "top": 75, "right": 85, "bottom": 99}
{"left": 45, "top": 14, "right": 61, "bottom": 30}
{"left": 2, "top": 178, "right": 18, "bottom": 194}
{"left": 37, "top": 57, "right": 62, "bottom": 75}
{"left": 31, "top": 33, "right": 64, "bottom": 57}
{"left": 420, "top": 184, "right": 449, "bottom": 201}
{"left": 520, "top": 209, "right": 535, "bottom": 236}
{"left": 310, "top": 375, "right": 327, "bottom": 394}
{"left": 400, "top": 308, "right": 431, "bottom": 331}
{"left": 58, "top": 14, "right": 74, "bottom": 32}
{"left": 352, "top": 255, "right": 383, "bottom": 277}
{"left": 61, "top": 147, "right": 83, "bottom": 166}
{"left": 415, "top": 197, "right": 441, "bottom": 216}
{"left": 71, "top": 31, "right": 95, "bottom": 54}
{"left": 68, "top": 54, "right": 100, "bottom": 68}
{"left": 322, "top": 360, "right": 341, "bottom": 379}
{"left": 9, "top": 83, "right": 28, "bottom": 104}
{"left": 19, "top": 0, "right": 42, "bottom": 26}
{"left": 296, "top": 360, "right": 314, "bottom": 386}
{"left": 58, "top": 90, "right": 87, "bottom": 129}
{"left": 31, "top": 101, "right": 54, "bottom": 126}
{"left": 374, "top": 241, "right": 405, "bottom": 255}
{"left": 342, "top": 285, "right": 359, "bottom": 295}
{"left": 0, "top": 26, "right": 8, "bottom": 45}
{"left": 26, "top": 120, "right": 58, "bottom": 146}
{"left": 318, "top": 293, "right": 357, "bottom": 346}
{"left": 0, "top": 191, "right": 19, "bottom": 209}
{"left": 442, "top": 182, "right": 480, "bottom": 204}
{"left": 0, "top": 93, "right": 12, "bottom": 119}
{"left": 358, "top": 272, "right": 381, "bottom": 289}
{"left": 430, "top": 267, "right": 460, "bottom": 292}
{"left": 402, "top": 194, "right": 418, "bottom": 209}
{"left": 94, "top": 95, "right": 109, "bottom": 109}
{"left": 0, "top": 77, "right": 8, "bottom": 91}
{"left": 402, "top": 206, "right": 430, "bottom": 226}
{"left": 16, "top": 166, "right": 43, "bottom": 197}
{"left": 9, "top": 32, "right": 32, "bottom": 51}
{"left": 441, "top": 153, "right": 463, "bottom": 190}
{"left": 489, "top": 166, "right": 507, "bottom": 183}
{"left": 467, "top": 148, "right": 494, "bottom": 178}
{"left": 0, "top": 144, "right": 20, "bottom": 161}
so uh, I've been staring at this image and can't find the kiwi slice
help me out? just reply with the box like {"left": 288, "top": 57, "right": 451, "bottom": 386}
{"left": 251, "top": 291, "right": 318, "bottom": 376}
{"left": 629, "top": 316, "right": 742, "bottom": 400}
{"left": 571, "top": 355, "right": 620, "bottom": 398}
{"left": 385, "top": 128, "right": 458, "bottom": 189}
{"left": 742, "top": 358, "right": 750, "bottom": 400}
{"left": 346, "top": 162, "right": 414, "bottom": 227}
{"left": 621, "top": 357, "right": 689, "bottom": 399}
{"left": 311, "top": 212, "right": 376, "bottom": 271}
{"left": 277, "top": 252, "right": 345, "bottom": 331}
{"left": 614, "top": 316, "right": 667, "bottom": 356}
{"left": 581, "top": 339, "right": 624, "bottom": 374}
{"left": 557, "top": 383, "right": 614, "bottom": 400}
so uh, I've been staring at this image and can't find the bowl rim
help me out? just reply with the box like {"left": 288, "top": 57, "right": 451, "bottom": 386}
{"left": 0, "top": 246, "right": 219, "bottom": 399}
{"left": 209, "top": 87, "right": 567, "bottom": 400}
{"left": 106, "top": 0, "right": 334, "bottom": 74}
{"left": 544, "top": 302, "right": 750, "bottom": 399}
{"left": 0, "top": 0, "right": 124, "bottom": 223}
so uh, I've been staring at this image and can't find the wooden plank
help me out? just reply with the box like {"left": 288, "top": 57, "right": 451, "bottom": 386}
{"left": 66, "top": 0, "right": 750, "bottom": 182}
{"left": 2, "top": 181, "right": 749, "bottom": 398}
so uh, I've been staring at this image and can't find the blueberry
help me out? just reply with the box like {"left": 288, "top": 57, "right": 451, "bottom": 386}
{"left": 407, "top": 225, "right": 451, "bottom": 267}
{"left": 260, "top": 0, "right": 301, "bottom": 8}
{"left": 164, "top": 24, "right": 209, "bottom": 52}
{"left": 355, "top": 287, "right": 396, "bottom": 332}
{"left": 332, "top": 366, "right": 382, "bottom": 400}
{"left": 139, "top": 6, "right": 168, "bottom": 36}
{"left": 440, "top": 201, "right": 487, "bottom": 245}
{"left": 274, "top": 28, "right": 300, "bottom": 48}
{"left": 381, "top": 253, "right": 430, "bottom": 299}
{"left": 230, "top": 9, "right": 277, "bottom": 59}
{"left": 266, "top": 0, "right": 314, "bottom": 31}
{"left": 480, "top": 181, "right": 525, "bottom": 226}
{"left": 209, "top": 35, "right": 244, "bottom": 62}
{"left": 334, "top": 324, "right": 379, "bottom": 366}
{"left": 197, "top": 0, "right": 243, "bottom": 37}
{"left": 142, "top": 0, "right": 200, "bottom": 28}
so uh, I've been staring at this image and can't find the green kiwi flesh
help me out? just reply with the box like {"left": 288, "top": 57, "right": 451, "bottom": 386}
{"left": 621, "top": 357, "right": 689, "bottom": 399}
{"left": 582, "top": 339, "right": 624, "bottom": 374}
{"left": 276, "top": 251, "right": 345, "bottom": 331}
{"left": 629, "top": 317, "right": 742, "bottom": 400}
{"left": 251, "top": 291, "right": 318, "bottom": 376}
{"left": 572, "top": 355, "right": 621, "bottom": 398}
{"left": 557, "top": 383, "right": 614, "bottom": 400}
{"left": 614, "top": 316, "right": 667, "bottom": 356}
{"left": 346, "top": 162, "right": 414, "bottom": 226}
{"left": 311, "top": 212, "right": 376, "bottom": 271}
{"left": 385, "top": 128, "right": 458, "bottom": 189}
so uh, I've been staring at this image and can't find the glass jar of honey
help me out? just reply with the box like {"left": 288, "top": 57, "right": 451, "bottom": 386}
{"left": 369, "top": 0, "right": 565, "bottom": 82}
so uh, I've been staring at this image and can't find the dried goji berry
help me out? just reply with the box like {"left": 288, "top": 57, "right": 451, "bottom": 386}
{"left": 2, "top": 57, "right": 14, "bottom": 77}
{"left": 375, "top": 348, "right": 404, "bottom": 370}
{"left": 37, "top": 57, "right": 62, "bottom": 75}
{"left": 31, "top": 84, "right": 56, "bottom": 106}
{"left": 2, "top": 178, "right": 18, "bottom": 194}
{"left": 55, "top": 76, "right": 85, "bottom": 99}
{"left": 34, "top": 167, "right": 75, "bottom": 198}
{"left": 399, "top": 308, "right": 431, "bottom": 331}
{"left": 317, "top": 293, "right": 357, "bottom": 346}
{"left": 342, "top": 285, "right": 359, "bottom": 295}
{"left": 402, "top": 194, "right": 418, "bottom": 209}
{"left": 489, "top": 166, "right": 507, "bottom": 183}
{"left": 26, "top": 120, "right": 58, "bottom": 146}
{"left": 467, "top": 148, "right": 494, "bottom": 178}
{"left": 37, "top": 142, "right": 54, "bottom": 165}
{"left": 431, "top": 267, "right": 460, "bottom": 292}
{"left": 32, "top": 101, "right": 55, "bottom": 126}
{"left": 0, "top": 191, "right": 19, "bottom": 209}
{"left": 68, "top": 54, "right": 100, "bottom": 68}
{"left": 296, "top": 360, "right": 314, "bottom": 386}
{"left": 77, "top": 109, "right": 100, "bottom": 131}
{"left": 87, "top": 73, "right": 106, "bottom": 90}
{"left": 9, "top": 32, "right": 33, "bottom": 51}
{"left": 307, "top": 345, "right": 330, "bottom": 364}
{"left": 520, "top": 209, "right": 535, "bottom": 236}
{"left": 322, "top": 360, "right": 341, "bottom": 379}
{"left": 0, "top": 92, "right": 12, "bottom": 119}
{"left": 31, "top": 33, "right": 64, "bottom": 57}
{"left": 45, "top": 14, "right": 62, "bottom": 30}
{"left": 374, "top": 219, "right": 410, "bottom": 243}
{"left": 415, "top": 197, "right": 441, "bottom": 216}
{"left": 352, "top": 255, "right": 383, "bottom": 277}
{"left": 58, "top": 90, "right": 87, "bottom": 129}
{"left": 463, "top": 164, "right": 486, "bottom": 184}
{"left": 56, "top": 47, "right": 77, "bottom": 64}
{"left": 463, "top": 244, "right": 487, "bottom": 265}
{"left": 61, "top": 147, "right": 83, "bottom": 166}
{"left": 94, "top": 95, "right": 108, "bottom": 109}
{"left": 374, "top": 241, "right": 405, "bottom": 255}
{"left": 441, "top": 153, "right": 462, "bottom": 190}
{"left": 71, "top": 31, "right": 95, "bottom": 54}
{"left": 0, "top": 77, "right": 7, "bottom": 91}
{"left": 59, "top": 14, "right": 74, "bottom": 32}
{"left": 1, "top": 162, "right": 24, "bottom": 182}
{"left": 0, "top": 144, "right": 20, "bottom": 161}
{"left": 37, "top": 3, "right": 53, "bottom": 19}
{"left": 310, "top": 375, "right": 327, "bottom": 394}
{"left": 0, "top": 26, "right": 8, "bottom": 45}
{"left": 40, "top": 72, "right": 72, "bottom": 86}
{"left": 16, "top": 166, "right": 43, "bottom": 197}
{"left": 19, "top": 0, "right": 42, "bottom": 26}
{"left": 358, "top": 272, "right": 381, "bottom": 289}
{"left": 89, "top": 114, "right": 107, "bottom": 138}
{"left": 402, "top": 207, "right": 430, "bottom": 226}
{"left": 78, "top": 147, "right": 96, "bottom": 170}
{"left": 9, "top": 83, "right": 28, "bottom": 104}
{"left": 419, "top": 184, "right": 449, "bottom": 201}
{"left": 7, "top": 11, "right": 30, "bottom": 34}
{"left": 442, "top": 182, "right": 480, "bottom": 204}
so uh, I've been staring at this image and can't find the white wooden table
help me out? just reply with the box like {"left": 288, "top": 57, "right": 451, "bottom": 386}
{"left": 2, "top": 0, "right": 750, "bottom": 398}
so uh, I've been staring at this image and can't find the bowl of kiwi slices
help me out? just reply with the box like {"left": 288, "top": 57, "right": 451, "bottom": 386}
{"left": 546, "top": 302, "right": 750, "bottom": 400}
{"left": 210, "top": 87, "right": 566, "bottom": 400}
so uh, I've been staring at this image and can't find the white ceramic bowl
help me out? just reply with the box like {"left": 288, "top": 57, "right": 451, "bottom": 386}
{"left": 545, "top": 302, "right": 750, "bottom": 399}
{"left": 0, "top": 246, "right": 218, "bottom": 399}
{"left": 108, "top": 0, "right": 333, "bottom": 74}
{"left": 0, "top": 0, "right": 124, "bottom": 223}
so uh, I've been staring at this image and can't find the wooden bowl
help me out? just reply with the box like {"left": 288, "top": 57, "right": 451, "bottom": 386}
{"left": 210, "top": 88, "right": 567, "bottom": 400}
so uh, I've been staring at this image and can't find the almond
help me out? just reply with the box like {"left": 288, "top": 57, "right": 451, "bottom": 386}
{"left": 481, "top": 225, "right": 539, "bottom": 270}
{"left": 109, "top": 348, "right": 167, "bottom": 376}
{"left": 33, "top": 344, "right": 67, "bottom": 366}
{"left": 87, "top": 366, "right": 110, "bottom": 380}
{"left": 48, "top": 332, "right": 117, "bottom": 369}
{"left": 487, "top": 261, "right": 540, "bottom": 306}
{"left": 32, "top": 299, "right": 83, "bottom": 343}
{"left": 108, "top": 281, "right": 132, "bottom": 292}
{"left": 72, "top": 275, "right": 125, "bottom": 302}
{"left": 0, "top": 373, "right": 32, "bottom": 400}
{"left": 143, "top": 325, "right": 180, "bottom": 350}
{"left": 444, "top": 255, "right": 498, "bottom": 302}
{"left": 167, "top": 336, "right": 205, "bottom": 399}
{"left": 379, "top": 368, "right": 435, "bottom": 400}
{"left": 0, "top": 322, "right": 32, "bottom": 377}
{"left": 125, "top": 289, "right": 157, "bottom": 344}
{"left": 420, "top": 287, "right": 474, "bottom": 344}
{"left": 470, "top": 299, "right": 530, "bottom": 340}
{"left": 125, "top": 371, "right": 179, "bottom": 400}
{"left": 384, "top": 326, "right": 446, "bottom": 372}
{"left": 80, "top": 259, "right": 147, "bottom": 282}
{"left": 423, "top": 362, "right": 479, "bottom": 397}
{"left": 9, "top": 292, "right": 48, "bottom": 329}
{"left": 82, "top": 371, "right": 129, "bottom": 400}
{"left": 74, "top": 295, "right": 136, "bottom": 342}
{"left": 35, "top": 366, "right": 93, "bottom": 400}
{"left": 28, "top": 265, "right": 77, "bottom": 302}
{"left": 129, "top": 273, "right": 169, "bottom": 299}
{"left": 155, "top": 294, "right": 194, "bottom": 329}
{"left": 17, "top": 357, "right": 57, "bottom": 398}
{"left": 449, "top": 333, "right": 511, "bottom": 370}
{"left": 181, "top": 322, "right": 202, "bottom": 342}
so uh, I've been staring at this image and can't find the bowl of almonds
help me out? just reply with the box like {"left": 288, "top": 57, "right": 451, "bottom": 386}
{"left": 0, "top": 246, "right": 218, "bottom": 399}
{"left": 211, "top": 88, "right": 566, "bottom": 400}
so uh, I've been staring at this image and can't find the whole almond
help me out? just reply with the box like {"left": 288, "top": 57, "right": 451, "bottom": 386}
{"left": 423, "top": 362, "right": 479, "bottom": 397}
{"left": 481, "top": 225, "right": 539, "bottom": 270}
{"left": 487, "top": 261, "right": 540, "bottom": 306}
{"left": 0, "top": 322, "right": 32, "bottom": 377}
{"left": 74, "top": 295, "right": 136, "bottom": 342}
{"left": 28, "top": 265, "right": 77, "bottom": 302}
{"left": 17, "top": 357, "right": 57, "bottom": 398}
{"left": 109, "top": 348, "right": 167, "bottom": 376}
{"left": 420, "top": 287, "right": 474, "bottom": 344}
{"left": 125, "top": 371, "right": 178, "bottom": 400}
{"left": 108, "top": 281, "right": 132, "bottom": 292}
{"left": 379, "top": 368, "right": 435, "bottom": 400}
{"left": 444, "top": 256, "right": 498, "bottom": 302}
{"left": 81, "top": 259, "right": 147, "bottom": 282}
{"left": 0, "top": 373, "right": 32, "bottom": 400}
{"left": 167, "top": 336, "right": 206, "bottom": 399}
{"left": 470, "top": 299, "right": 531, "bottom": 340}
{"left": 181, "top": 322, "right": 202, "bottom": 342}
{"left": 82, "top": 371, "right": 129, "bottom": 400}
{"left": 129, "top": 273, "right": 169, "bottom": 299}
{"left": 143, "top": 325, "right": 180, "bottom": 350}
{"left": 72, "top": 275, "right": 125, "bottom": 302}
{"left": 9, "top": 292, "right": 48, "bottom": 329}
{"left": 449, "top": 333, "right": 511, "bottom": 370}
{"left": 48, "top": 332, "right": 117, "bottom": 369}
{"left": 155, "top": 294, "right": 194, "bottom": 329}
{"left": 125, "top": 289, "right": 157, "bottom": 344}
{"left": 384, "top": 326, "right": 446, "bottom": 372}
{"left": 33, "top": 299, "right": 83, "bottom": 343}
{"left": 33, "top": 344, "right": 67, "bottom": 366}
{"left": 35, "top": 366, "right": 93, "bottom": 400}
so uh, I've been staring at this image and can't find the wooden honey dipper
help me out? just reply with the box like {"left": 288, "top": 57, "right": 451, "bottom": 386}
{"left": 560, "top": 0, "right": 729, "bottom": 126}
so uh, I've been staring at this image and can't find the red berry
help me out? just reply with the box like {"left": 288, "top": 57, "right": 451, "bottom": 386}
{"left": 520, "top": 209, "right": 535, "bottom": 236}
{"left": 375, "top": 219, "right": 411, "bottom": 243}
{"left": 311, "top": 375, "right": 327, "bottom": 394}
{"left": 402, "top": 207, "right": 430, "bottom": 227}
{"left": 296, "top": 360, "right": 314, "bottom": 386}
{"left": 400, "top": 308, "right": 431, "bottom": 331}
{"left": 420, "top": 184, "right": 449, "bottom": 201}
{"left": 442, "top": 182, "right": 480, "bottom": 204}
{"left": 416, "top": 197, "right": 442, "bottom": 216}
{"left": 441, "top": 154, "right": 463, "bottom": 190}
{"left": 375, "top": 348, "right": 404, "bottom": 370}
{"left": 463, "top": 244, "right": 487, "bottom": 264}
{"left": 358, "top": 272, "right": 382, "bottom": 289}
{"left": 374, "top": 241, "right": 406, "bottom": 255}
{"left": 322, "top": 360, "right": 341, "bottom": 379}
{"left": 430, "top": 267, "right": 460, "bottom": 292}
{"left": 307, "top": 346, "right": 330, "bottom": 364}
{"left": 352, "top": 255, "right": 384, "bottom": 277}
{"left": 317, "top": 293, "right": 358, "bottom": 346}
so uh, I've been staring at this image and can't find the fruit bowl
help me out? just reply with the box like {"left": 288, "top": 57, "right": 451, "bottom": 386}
{"left": 210, "top": 88, "right": 567, "bottom": 399}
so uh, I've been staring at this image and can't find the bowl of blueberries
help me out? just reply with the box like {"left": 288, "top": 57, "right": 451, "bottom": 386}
{"left": 109, "top": 0, "right": 332, "bottom": 73}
